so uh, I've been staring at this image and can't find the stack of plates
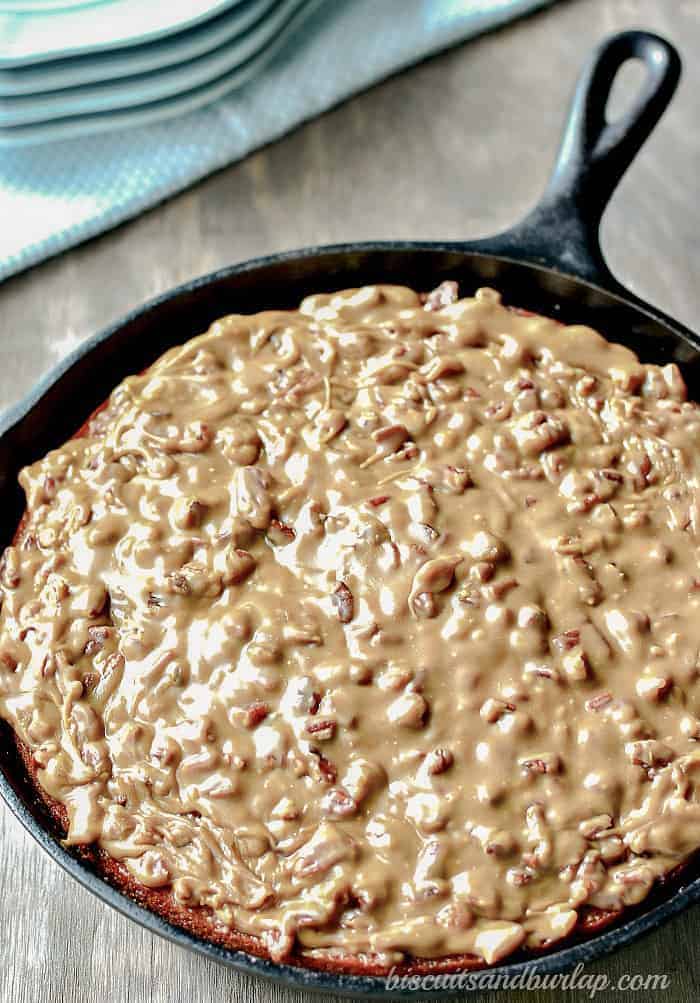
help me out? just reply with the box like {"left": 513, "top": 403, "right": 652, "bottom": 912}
{"left": 0, "top": 0, "right": 315, "bottom": 146}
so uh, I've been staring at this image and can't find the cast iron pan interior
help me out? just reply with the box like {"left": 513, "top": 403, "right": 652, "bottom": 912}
{"left": 0, "top": 29, "right": 697, "bottom": 998}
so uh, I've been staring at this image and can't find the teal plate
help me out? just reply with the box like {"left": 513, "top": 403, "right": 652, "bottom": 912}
{"left": 0, "top": 0, "right": 278, "bottom": 95}
{"left": 0, "top": 0, "right": 247, "bottom": 67}
{"left": 0, "top": 0, "right": 302, "bottom": 124}
{"left": 0, "top": 0, "right": 319, "bottom": 144}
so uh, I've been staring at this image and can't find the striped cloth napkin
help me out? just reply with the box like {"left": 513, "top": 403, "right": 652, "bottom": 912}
{"left": 0, "top": 0, "right": 554, "bottom": 281}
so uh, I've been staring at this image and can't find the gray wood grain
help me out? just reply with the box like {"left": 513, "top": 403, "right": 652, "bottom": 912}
{"left": 1, "top": 1, "right": 699, "bottom": 1000}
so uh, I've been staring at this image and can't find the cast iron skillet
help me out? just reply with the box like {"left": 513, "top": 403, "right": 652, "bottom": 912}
{"left": 0, "top": 28, "right": 697, "bottom": 998}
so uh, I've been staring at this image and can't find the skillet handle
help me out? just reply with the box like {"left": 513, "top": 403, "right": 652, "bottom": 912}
{"left": 466, "top": 30, "right": 681, "bottom": 289}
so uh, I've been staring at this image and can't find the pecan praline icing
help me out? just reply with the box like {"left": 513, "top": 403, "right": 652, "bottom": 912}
{"left": 3, "top": 281, "right": 700, "bottom": 971}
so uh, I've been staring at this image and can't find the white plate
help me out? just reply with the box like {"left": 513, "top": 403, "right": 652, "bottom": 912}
{"left": 0, "top": 0, "right": 249, "bottom": 67}
{"left": 0, "top": 0, "right": 278, "bottom": 95}
{"left": 0, "top": 0, "right": 304, "bottom": 125}
{"left": 0, "top": 0, "right": 319, "bottom": 145}
{"left": 0, "top": 2, "right": 109, "bottom": 10}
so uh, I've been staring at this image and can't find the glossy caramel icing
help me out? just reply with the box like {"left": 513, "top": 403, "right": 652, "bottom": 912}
{"left": 2, "top": 283, "right": 700, "bottom": 966}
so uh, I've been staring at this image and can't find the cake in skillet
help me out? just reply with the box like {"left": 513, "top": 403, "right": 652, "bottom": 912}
{"left": 2, "top": 282, "right": 700, "bottom": 971}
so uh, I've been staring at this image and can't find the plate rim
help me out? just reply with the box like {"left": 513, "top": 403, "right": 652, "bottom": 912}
{"left": 0, "top": 0, "right": 279, "bottom": 95}
{"left": 0, "top": 0, "right": 306, "bottom": 125}
{"left": 0, "top": 0, "right": 320, "bottom": 144}
{"left": 0, "top": 0, "right": 248, "bottom": 69}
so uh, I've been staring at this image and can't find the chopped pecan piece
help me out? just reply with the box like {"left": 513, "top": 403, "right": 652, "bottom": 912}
{"left": 625, "top": 740, "right": 674, "bottom": 768}
{"left": 408, "top": 555, "right": 461, "bottom": 618}
{"left": 420, "top": 355, "right": 465, "bottom": 382}
{"left": 480, "top": 698, "right": 515, "bottom": 724}
{"left": 322, "top": 787, "right": 358, "bottom": 817}
{"left": 586, "top": 691, "right": 613, "bottom": 712}
{"left": 410, "top": 591, "right": 438, "bottom": 619}
{"left": 423, "top": 280, "right": 459, "bottom": 311}
{"left": 315, "top": 753, "right": 337, "bottom": 785}
{"left": 166, "top": 572, "right": 190, "bottom": 596}
{"left": 0, "top": 650, "right": 18, "bottom": 672}
{"left": 387, "top": 690, "right": 428, "bottom": 728}
{"left": 412, "top": 555, "right": 461, "bottom": 594}
{"left": 267, "top": 519, "right": 296, "bottom": 545}
{"left": 513, "top": 411, "right": 569, "bottom": 456}
{"left": 579, "top": 814, "right": 613, "bottom": 839}
{"left": 84, "top": 625, "right": 114, "bottom": 656}
{"left": 224, "top": 548, "right": 257, "bottom": 586}
{"left": 171, "top": 496, "right": 206, "bottom": 530}
{"left": 0, "top": 547, "right": 21, "bottom": 588}
{"left": 166, "top": 562, "right": 222, "bottom": 599}
{"left": 291, "top": 822, "right": 356, "bottom": 878}
{"left": 552, "top": 629, "right": 580, "bottom": 653}
{"left": 635, "top": 675, "right": 673, "bottom": 701}
{"left": 424, "top": 747, "right": 454, "bottom": 775}
{"left": 520, "top": 754, "right": 561, "bottom": 775}
{"left": 232, "top": 466, "right": 273, "bottom": 530}
{"left": 305, "top": 718, "right": 337, "bottom": 741}
{"left": 244, "top": 701, "right": 270, "bottom": 729}
{"left": 331, "top": 582, "right": 354, "bottom": 623}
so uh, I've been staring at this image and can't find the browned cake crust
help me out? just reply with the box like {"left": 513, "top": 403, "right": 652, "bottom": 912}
{"left": 11, "top": 728, "right": 627, "bottom": 975}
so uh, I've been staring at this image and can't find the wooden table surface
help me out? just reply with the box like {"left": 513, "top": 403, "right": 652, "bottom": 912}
{"left": 1, "top": 1, "right": 699, "bottom": 1000}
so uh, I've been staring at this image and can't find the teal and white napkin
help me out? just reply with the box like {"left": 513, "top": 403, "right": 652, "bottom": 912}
{"left": 0, "top": 0, "right": 553, "bottom": 282}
